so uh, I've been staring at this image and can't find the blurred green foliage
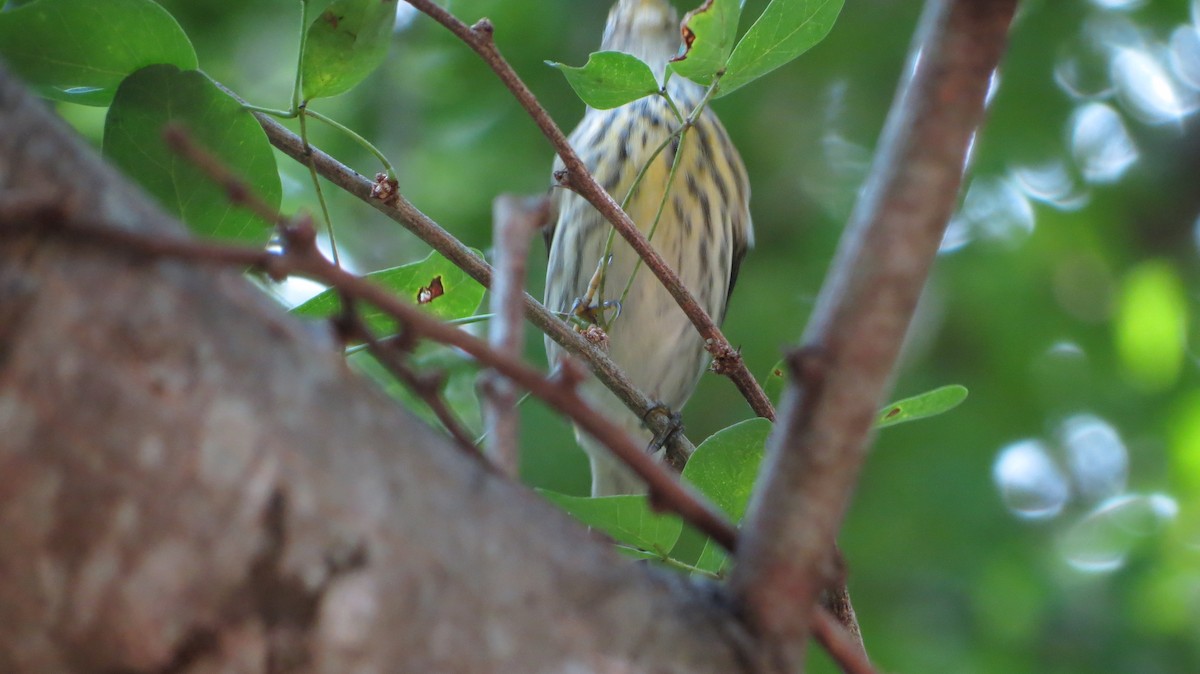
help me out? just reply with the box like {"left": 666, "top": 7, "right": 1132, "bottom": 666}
{"left": 15, "top": 0, "right": 1200, "bottom": 670}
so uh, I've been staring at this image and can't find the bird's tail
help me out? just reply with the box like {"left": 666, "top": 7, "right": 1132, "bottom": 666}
{"left": 578, "top": 424, "right": 657, "bottom": 497}
{"left": 574, "top": 383, "right": 662, "bottom": 496}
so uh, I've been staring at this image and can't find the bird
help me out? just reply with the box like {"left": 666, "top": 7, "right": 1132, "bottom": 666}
{"left": 543, "top": 0, "right": 753, "bottom": 496}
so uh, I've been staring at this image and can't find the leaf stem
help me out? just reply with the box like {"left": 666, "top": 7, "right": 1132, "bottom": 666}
{"left": 297, "top": 106, "right": 342, "bottom": 266}
{"left": 304, "top": 108, "right": 397, "bottom": 178}
{"left": 616, "top": 73, "right": 723, "bottom": 308}
{"left": 242, "top": 104, "right": 297, "bottom": 118}
{"left": 244, "top": 104, "right": 397, "bottom": 179}
{"left": 658, "top": 88, "right": 685, "bottom": 126}
{"left": 291, "top": 0, "right": 309, "bottom": 114}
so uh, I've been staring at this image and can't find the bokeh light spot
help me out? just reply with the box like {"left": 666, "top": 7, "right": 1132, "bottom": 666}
{"left": 1060, "top": 414, "right": 1129, "bottom": 503}
{"left": 1111, "top": 47, "right": 1193, "bottom": 124}
{"left": 993, "top": 440, "right": 1070, "bottom": 520}
{"left": 1061, "top": 494, "right": 1177, "bottom": 573}
{"left": 1070, "top": 102, "right": 1139, "bottom": 184}
{"left": 1114, "top": 261, "right": 1187, "bottom": 392}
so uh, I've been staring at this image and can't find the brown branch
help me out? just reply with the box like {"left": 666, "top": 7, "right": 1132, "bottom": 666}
{"left": 812, "top": 610, "right": 875, "bottom": 674}
{"left": 250, "top": 111, "right": 697, "bottom": 469}
{"left": 822, "top": 550, "right": 865, "bottom": 655}
{"left": 482, "top": 194, "right": 546, "bottom": 477}
{"left": 400, "top": 0, "right": 776, "bottom": 421}
{"left": 729, "top": 0, "right": 1019, "bottom": 669}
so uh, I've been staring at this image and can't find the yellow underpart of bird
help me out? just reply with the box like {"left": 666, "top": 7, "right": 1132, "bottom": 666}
{"left": 544, "top": 0, "right": 754, "bottom": 496}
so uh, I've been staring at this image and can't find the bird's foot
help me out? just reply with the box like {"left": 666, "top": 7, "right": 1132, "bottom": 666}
{"left": 643, "top": 402, "right": 683, "bottom": 455}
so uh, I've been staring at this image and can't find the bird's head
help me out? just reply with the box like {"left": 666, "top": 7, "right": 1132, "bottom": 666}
{"left": 601, "top": 0, "right": 682, "bottom": 72}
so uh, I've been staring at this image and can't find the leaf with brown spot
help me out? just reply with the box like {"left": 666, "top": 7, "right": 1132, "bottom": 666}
{"left": 762, "top": 359, "right": 785, "bottom": 404}
{"left": 876, "top": 385, "right": 968, "bottom": 429}
{"left": 293, "top": 250, "right": 485, "bottom": 334}
{"left": 301, "top": 0, "right": 397, "bottom": 99}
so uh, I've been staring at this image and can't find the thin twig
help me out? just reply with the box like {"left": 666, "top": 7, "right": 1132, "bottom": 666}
{"left": 249, "top": 109, "right": 697, "bottom": 468}
{"left": 729, "top": 0, "right": 1018, "bottom": 669}
{"left": 823, "top": 549, "right": 865, "bottom": 654}
{"left": 336, "top": 308, "right": 482, "bottom": 457}
{"left": 483, "top": 194, "right": 546, "bottom": 477}
{"left": 401, "top": 0, "right": 775, "bottom": 421}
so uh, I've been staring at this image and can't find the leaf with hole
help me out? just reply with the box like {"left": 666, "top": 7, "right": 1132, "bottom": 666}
{"left": 292, "top": 249, "right": 486, "bottom": 333}
{"left": 877, "top": 384, "right": 968, "bottom": 429}
{"left": 669, "top": 0, "right": 742, "bottom": 86}
{"left": 538, "top": 490, "right": 683, "bottom": 555}
{"left": 103, "top": 65, "right": 280, "bottom": 242}
{"left": 717, "top": 0, "right": 844, "bottom": 97}
{"left": 302, "top": 0, "right": 398, "bottom": 100}
{"left": 547, "top": 51, "right": 660, "bottom": 110}
{"left": 0, "top": 0, "right": 196, "bottom": 106}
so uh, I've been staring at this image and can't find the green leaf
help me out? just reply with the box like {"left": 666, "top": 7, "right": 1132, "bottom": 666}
{"left": 0, "top": 0, "right": 197, "bottom": 106}
{"left": 103, "top": 65, "right": 280, "bottom": 242}
{"left": 302, "top": 0, "right": 337, "bottom": 19}
{"left": 717, "top": 0, "right": 844, "bottom": 98}
{"left": 682, "top": 418, "right": 772, "bottom": 522}
{"left": 547, "top": 51, "right": 660, "bottom": 110}
{"left": 763, "top": 359, "right": 786, "bottom": 405}
{"left": 680, "top": 419, "right": 770, "bottom": 572}
{"left": 694, "top": 538, "right": 730, "bottom": 577}
{"left": 442, "top": 359, "right": 484, "bottom": 436}
{"left": 538, "top": 490, "right": 683, "bottom": 555}
{"left": 302, "top": 0, "right": 397, "bottom": 100}
{"left": 876, "top": 385, "right": 969, "bottom": 429}
{"left": 668, "top": 0, "right": 742, "bottom": 86}
{"left": 292, "top": 249, "right": 486, "bottom": 332}
{"left": 348, "top": 344, "right": 482, "bottom": 437}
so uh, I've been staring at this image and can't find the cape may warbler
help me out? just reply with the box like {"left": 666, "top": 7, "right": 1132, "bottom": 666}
{"left": 544, "top": 0, "right": 753, "bottom": 495}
